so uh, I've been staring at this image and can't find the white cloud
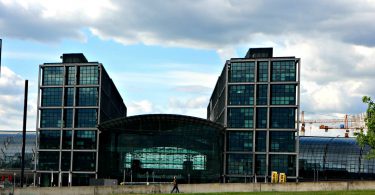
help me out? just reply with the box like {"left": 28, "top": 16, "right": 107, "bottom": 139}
{"left": 0, "top": 66, "right": 37, "bottom": 130}
{"left": 127, "top": 100, "right": 154, "bottom": 116}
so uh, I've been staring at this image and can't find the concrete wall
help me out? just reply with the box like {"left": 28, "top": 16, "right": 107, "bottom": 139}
{"left": 2, "top": 181, "right": 375, "bottom": 195}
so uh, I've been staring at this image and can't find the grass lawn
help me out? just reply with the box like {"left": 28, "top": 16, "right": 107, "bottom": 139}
{"left": 131, "top": 191, "right": 375, "bottom": 195}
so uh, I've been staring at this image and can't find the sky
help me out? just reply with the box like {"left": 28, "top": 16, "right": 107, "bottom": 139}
{"left": 0, "top": 0, "right": 375, "bottom": 137}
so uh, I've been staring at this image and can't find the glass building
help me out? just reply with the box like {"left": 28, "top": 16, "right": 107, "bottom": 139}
{"left": 35, "top": 54, "right": 127, "bottom": 186}
{"left": 98, "top": 114, "right": 224, "bottom": 183}
{"left": 299, "top": 136, "right": 375, "bottom": 181}
{"left": 207, "top": 48, "right": 301, "bottom": 182}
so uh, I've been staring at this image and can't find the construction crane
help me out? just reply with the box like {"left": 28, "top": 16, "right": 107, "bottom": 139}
{"left": 300, "top": 111, "right": 366, "bottom": 137}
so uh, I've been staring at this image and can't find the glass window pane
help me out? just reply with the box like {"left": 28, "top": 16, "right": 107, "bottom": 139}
{"left": 255, "top": 131, "right": 267, "bottom": 152}
{"left": 62, "top": 130, "right": 72, "bottom": 149}
{"left": 227, "top": 154, "right": 252, "bottom": 175}
{"left": 255, "top": 154, "right": 266, "bottom": 175}
{"left": 229, "top": 62, "right": 255, "bottom": 82}
{"left": 228, "top": 85, "right": 254, "bottom": 105}
{"left": 61, "top": 151, "right": 71, "bottom": 171}
{"left": 63, "top": 109, "right": 73, "bottom": 128}
{"left": 256, "top": 108, "right": 267, "bottom": 128}
{"left": 40, "top": 109, "right": 62, "bottom": 128}
{"left": 64, "top": 88, "right": 74, "bottom": 106}
{"left": 74, "top": 130, "right": 97, "bottom": 149}
{"left": 228, "top": 131, "right": 252, "bottom": 151}
{"left": 66, "top": 66, "right": 76, "bottom": 85}
{"left": 228, "top": 108, "right": 254, "bottom": 128}
{"left": 270, "top": 108, "right": 295, "bottom": 129}
{"left": 41, "top": 88, "right": 62, "bottom": 107}
{"left": 269, "top": 154, "right": 296, "bottom": 176}
{"left": 270, "top": 131, "right": 295, "bottom": 152}
{"left": 256, "top": 85, "right": 268, "bottom": 105}
{"left": 42, "top": 66, "right": 64, "bottom": 86}
{"left": 271, "top": 61, "right": 296, "bottom": 81}
{"left": 38, "top": 151, "right": 59, "bottom": 171}
{"left": 75, "top": 109, "right": 97, "bottom": 128}
{"left": 257, "top": 61, "right": 268, "bottom": 82}
{"left": 73, "top": 152, "right": 96, "bottom": 171}
{"left": 79, "top": 66, "right": 98, "bottom": 85}
{"left": 39, "top": 130, "right": 60, "bottom": 149}
{"left": 77, "top": 87, "right": 98, "bottom": 106}
{"left": 271, "top": 84, "right": 296, "bottom": 105}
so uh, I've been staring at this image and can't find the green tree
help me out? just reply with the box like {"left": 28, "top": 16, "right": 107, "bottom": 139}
{"left": 356, "top": 96, "right": 375, "bottom": 158}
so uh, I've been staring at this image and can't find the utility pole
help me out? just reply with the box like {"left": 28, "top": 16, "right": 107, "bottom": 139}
{"left": 20, "top": 80, "right": 28, "bottom": 187}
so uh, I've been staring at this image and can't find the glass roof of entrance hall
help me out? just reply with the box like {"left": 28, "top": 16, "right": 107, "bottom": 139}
{"left": 98, "top": 114, "right": 224, "bottom": 132}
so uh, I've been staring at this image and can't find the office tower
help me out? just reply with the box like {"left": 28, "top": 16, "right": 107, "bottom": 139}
{"left": 35, "top": 54, "right": 126, "bottom": 186}
{"left": 207, "top": 48, "right": 300, "bottom": 182}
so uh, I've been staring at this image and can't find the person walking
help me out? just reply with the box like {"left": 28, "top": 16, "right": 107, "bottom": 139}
{"left": 170, "top": 176, "right": 179, "bottom": 193}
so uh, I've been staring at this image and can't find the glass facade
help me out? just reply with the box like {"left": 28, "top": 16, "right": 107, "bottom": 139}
{"left": 256, "top": 84, "right": 268, "bottom": 105}
{"left": 229, "top": 62, "right": 255, "bottom": 82}
{"left": 271, "top": 60, "right": 296, "bottom": 81}
{"left": 270, "top": 108, "right": 296, "bottom": 129}
{"left": 98, "top": 114, "right": 223, "bottom": 183}
{"left": 207, "top": 48, "right": 300, "bottom": 182}
{"left": 228, "top": 131, "right": 252, "bottom": 151}
{"left": 271, "top": 84, "right": 296, "bottom": 105}
{"left": 227, "top": 108, "right": 254, "bottom": 128}
{"left": 299, "top": 137, "right": 375, "bottom": 181}
{"left": 228, "top": 85, "right": 254, "bottom": 105}
{"left": 36, "top": 54, "right": 127, "bottom": 187}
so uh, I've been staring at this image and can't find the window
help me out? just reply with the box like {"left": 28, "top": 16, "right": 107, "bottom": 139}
{"left": 40, "top": 109, "right": 62, "bottom": 128}
{"left": 39, "top": 130, "right": 60, "bottom": 149}
{"left": 41, "top": 88, "right": 62, "bottom": 107}
{"left": 256, "top": 108, "right": 267, "bottom": 128}
{"left": 62, "top": 130, "right": 72, "bottom": 149}
{"left": 270, "top": 108, "right": 295, "bottom": 129}
{"left": 228, "top": 108, "right": 253, "bottom": 128}
{"left": 257, "top": 61, "right": 268, "bottom": 82}
{"left": 229, "top": 62, "right": 255, "bottom": 82}
{"left": 42, "top": 66, "right": 64, "bottom": 86}
{"left": 63, "top": 109, "right": 73, "bottom": 128}
{"left": 77, "top": 87, "right": 98, "bottom": 106}
{"left": 79, "top": 66, "right": 98, "bottom": 85}
{"left": 271, "top": 84, "right": 296, "bottom": 105}
{"left": 75, "top": 109, "right": 97, "bottom": 128}
{"left": 73, "top": 152, "right": 96, "bottom": 171}
{"left": 270, "top": 131, "right": 295, "bottom": 152}
{"left": 271, "top": 61, "right": 296, "bottom": 81}
{"left": 256, "top": 85, "right": 268, "bottom": 105}
{"left": 227, "top": 154, "right": 252, "bottom": 175}
{"left": 38, "top": 151, "right": 59, "bottom": 170}
{"left": 255, "top": 131, "right": 267, "bottom": 152}
{"left": 61, "top": 152, "right": 71, "bottom": 171}
{"left": 66, "top": 66, "right": 76, "bottom": 85}
{"left": 64, "top": 88, "right": 74, "bottom": 106}
{"left": 74, "top": 130, "right": 97, "bottom": 149}
{"left": 269, "top": 154, "right": 296, "bottom": 176}
{"left": 228, "top": 131, "right": 253, "bottom": 151}
{"left": 228, "top": 85, "right": 254, "bottom": 105}
{"left": 255, "top": 154, "right": 266, "bottom": 175}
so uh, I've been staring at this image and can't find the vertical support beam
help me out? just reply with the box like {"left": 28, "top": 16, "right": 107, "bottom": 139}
{"left": 34, "top": 65, "right": 42, "bottom": 186}
{"left": 21, "top": 80, "right": 28, "bottom": 187}
{"left": 296, "top": 59, "right": 301, "bottom": 182}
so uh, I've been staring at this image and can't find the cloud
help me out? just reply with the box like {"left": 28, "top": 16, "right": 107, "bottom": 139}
{"left": 0, "top": 66, "right": 37, "bottom": 130}
{"left": 127, "top": 100, "right": 154, "bottom": 115}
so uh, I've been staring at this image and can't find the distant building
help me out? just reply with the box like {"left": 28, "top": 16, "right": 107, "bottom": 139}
{"left": 207, "top": 48, "right": 301, "bottom": 182}
{"left": 35, "top": 54, "right": 126, "bottom": 186}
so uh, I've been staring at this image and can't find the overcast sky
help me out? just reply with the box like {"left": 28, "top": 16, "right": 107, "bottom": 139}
{"left": 1, "top": 0, "right": 374, "bottom": 136}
